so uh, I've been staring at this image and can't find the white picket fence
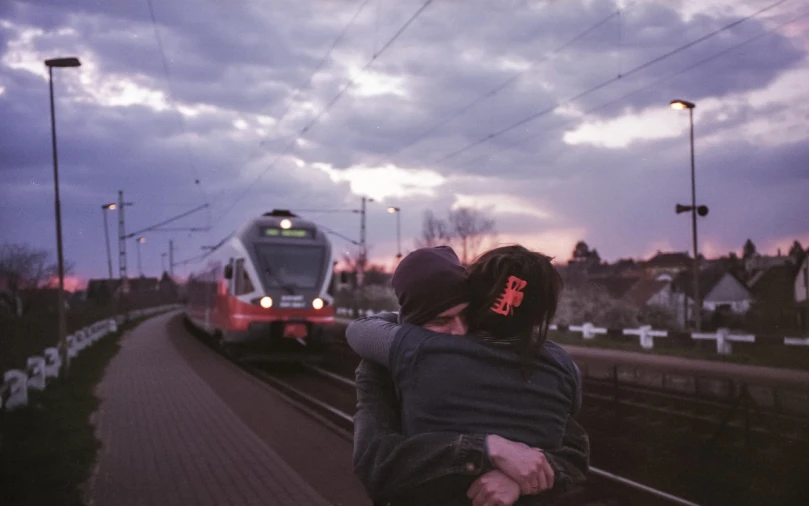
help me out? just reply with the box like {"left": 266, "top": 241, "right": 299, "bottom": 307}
{"left": 335, "top": 308, "right": 809, "bottom": 356}
{"left": 0, "top": 304, "right": 182, "bottom": 412}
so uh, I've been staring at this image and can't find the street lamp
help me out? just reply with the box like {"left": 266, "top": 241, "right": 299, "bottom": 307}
{"left": 101, "top": 203, "right": 116, "bottom": 279}
{"left": 136, "top": 237, "right": 146, "bottom": 276}
{"left": 45, "top": 56, "right": 81, "bottom": 376}
{"left": 387, "top": 207, "right": 402, "bottom": 261}
{"left": 670, "top": 98, "right": 702, "bottom": 331}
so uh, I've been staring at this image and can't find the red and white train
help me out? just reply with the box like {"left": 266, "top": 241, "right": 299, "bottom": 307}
{"left": 185, "top": 210, "right": 335, "bottom": 357}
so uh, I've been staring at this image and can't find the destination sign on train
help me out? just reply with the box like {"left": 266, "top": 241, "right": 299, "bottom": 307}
{"left": 262, "top": 227, "right": 311, "bottom": 238}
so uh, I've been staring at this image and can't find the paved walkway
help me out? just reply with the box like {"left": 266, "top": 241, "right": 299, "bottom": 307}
{"left": 87, "top": 312, "right": 331, "bottom": 506}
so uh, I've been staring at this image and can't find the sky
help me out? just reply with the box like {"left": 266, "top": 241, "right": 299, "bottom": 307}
{"left": 1, "top": 0, "right": 808, "bottom": 287}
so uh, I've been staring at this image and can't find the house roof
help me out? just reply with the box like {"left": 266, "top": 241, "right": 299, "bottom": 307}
{"left": 624, "top": 278, "right": 670, "bottom": 307}
{"left": 645, "top": 252, "right": 692, "bottom": 269}
{"left": 749, "top": 264, "right": 797, "bottom": 304}
{"left": 674, "top": 268, "right": 750, "bottom": 300}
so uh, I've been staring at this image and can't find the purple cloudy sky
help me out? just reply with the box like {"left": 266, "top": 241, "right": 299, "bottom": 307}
{"left": 1, "top": 0, "right": 808, "bottom": 284}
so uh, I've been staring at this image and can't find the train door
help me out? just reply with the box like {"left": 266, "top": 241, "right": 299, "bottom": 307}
{"left": 232, "top": 258, "right": 255, "bottom": 297}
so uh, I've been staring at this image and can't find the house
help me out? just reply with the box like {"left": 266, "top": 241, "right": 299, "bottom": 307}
{"left": 85, "top": 275, "right": 164, "bottom": 304}
{"left": 624, "top": 277, "right": 673, "bottom": 309}
{"left": 644, "top": 252, "right": 693, "bottom": 278}
{"left": 674, "top": 268, "right": 753, "bottom": 329}
{"left": 745, "top": 251, "right": 795, "bottom": 274}
{"left": 795, "top": 252, "right": 809, "bottom": 332}
{"left": 747, "top": 264, "right": 801, "bottom": 332}
{"left": 795, "top": 252, "right": 809, "bottom": 305}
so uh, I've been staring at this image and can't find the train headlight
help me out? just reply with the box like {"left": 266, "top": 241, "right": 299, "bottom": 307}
{"left": 260, "top": 296, "right": 273, "bottom": 308}
{"left": 312, "top": 298, "right": 324, "bottom": 310}
{"left": 280, "top": 219, "right": 292, "bottom": 229}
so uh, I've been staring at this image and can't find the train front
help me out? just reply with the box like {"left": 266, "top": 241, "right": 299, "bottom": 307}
{"left": 230, "top": 211, "right": 335, "bottom": 359}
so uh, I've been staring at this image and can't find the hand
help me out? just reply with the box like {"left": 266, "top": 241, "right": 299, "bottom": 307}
{"left": 486, "top": 434, "right": 555, "bottom": 495}
{"left": 467, "top": 470, "right": 521, "bottom": 506}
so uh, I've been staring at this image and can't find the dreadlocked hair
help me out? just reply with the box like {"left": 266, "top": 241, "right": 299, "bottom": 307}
{"left": 465, "top": 245, "right": 563, "bottom": 360}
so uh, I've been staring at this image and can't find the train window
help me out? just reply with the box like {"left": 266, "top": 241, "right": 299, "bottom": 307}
{"left": 233, "top": 258, "right": 255, "bottom": 296}
{"left": 254, "top": 244, "right": 325, "bottom": 289}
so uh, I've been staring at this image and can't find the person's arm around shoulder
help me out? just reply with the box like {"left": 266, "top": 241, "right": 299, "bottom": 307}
{"left": 345, "top": 313, "right": 400, "bottom": 366}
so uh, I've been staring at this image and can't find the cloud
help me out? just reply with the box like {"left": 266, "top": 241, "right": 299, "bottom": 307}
{"left": 1, "top": 0, "right": 808, "bottom": 281}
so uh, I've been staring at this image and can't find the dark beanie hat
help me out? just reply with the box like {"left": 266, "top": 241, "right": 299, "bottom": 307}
{"left": 391, "top": 246, "right": 469, "bottom": 325}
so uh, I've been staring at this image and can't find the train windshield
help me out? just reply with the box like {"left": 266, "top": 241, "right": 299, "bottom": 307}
{"left": 254, "top": 244, "right": 324, "bottom": 290}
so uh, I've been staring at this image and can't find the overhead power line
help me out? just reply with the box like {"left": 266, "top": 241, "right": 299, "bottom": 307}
{"left": 208, "top": 0, "right": 374, "bottom": 210}
{"left": 124, "top": 203, "right": 209, "bottom": 239}
{"left": 144, "top": 0, "right": 207, "bottom": 205}
{"left": 212, "top": 0, "right": 436, "bottom": 229}
{"left": 384, "top": 8, "right": 622, "bottom": 162}
{"left": 430, "top": 0, "right": 790, "bottom": 167}
{"left": 453, "top": 6, "right": 809, "bottom": 171}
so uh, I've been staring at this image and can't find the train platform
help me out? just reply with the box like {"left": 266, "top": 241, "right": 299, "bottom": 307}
{"left": 86, "top": 311, "right": 369, "bottom": 506}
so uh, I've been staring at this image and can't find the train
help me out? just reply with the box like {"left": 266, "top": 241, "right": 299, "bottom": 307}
{"left": 184, "top": 210, "right": 336, "bottom": 359}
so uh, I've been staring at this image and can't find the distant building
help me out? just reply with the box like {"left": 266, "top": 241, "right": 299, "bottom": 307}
{"left": 674, "top": 268, "right": 752, "bottom": 329}
{"left": 745, "top": 252, "right": 795, "bottom": 273}
{"left": 795, "top": 252, "right": 809, "bottom": 305}
{"left": 644, "top": 252, "right": 693, "bottom": 277}
{"left": 86, "top": 273, "right": 176, "bottom": 305}
{"left": 795, "top": 252, "right": 809, "bottom": 332}
{"left": 747, "top": 264, "right": 801, "bottom": 332}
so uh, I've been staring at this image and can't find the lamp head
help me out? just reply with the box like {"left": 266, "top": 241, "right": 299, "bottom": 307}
{"left": 45, "top": 57, "right": 81, "bottom": 68}
{"left": 669, "top": 99, "right": 695, "bottom": 110}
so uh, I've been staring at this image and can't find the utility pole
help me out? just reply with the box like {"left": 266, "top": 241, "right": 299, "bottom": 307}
{"left": 359, "top": 197, "right": 368, "bottom": 283}
{"left": 169, "top": 240, "right": 175, "bottom": 277}
{"left": 118, "top": 191, "right": 127, "bottom": 281}
{"left": 117, "top": 190, "right": 133, "bottom": 320}
{"left": 804, "top": 255, "right": 809, "bottom": 334}
{"left": 353, "top": 197, "right": 374, "bottom": 317}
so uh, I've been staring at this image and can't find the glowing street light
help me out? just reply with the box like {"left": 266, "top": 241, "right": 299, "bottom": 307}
{"left": 101, "top": 203, "right": 117, "bottom": 279}
{"left": 669, "top": 98, "right": 702, "bottom": 331}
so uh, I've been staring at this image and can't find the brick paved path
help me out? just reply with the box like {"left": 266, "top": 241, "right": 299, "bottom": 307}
{"left": 87, "top": 312, "right": 331, "bottom": 506}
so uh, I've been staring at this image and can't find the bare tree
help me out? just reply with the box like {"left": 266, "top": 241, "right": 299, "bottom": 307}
{"left": 0, "top": 243, "right": 65, "bottom": 292}
{"left": 414, "top": 208, "right": 497, "bottom": 265}
{"left": 414, "top": 210, "right": 452, "bottom": 248}
{"left": 448, "top": 207, "right": 496, "bottom": 265}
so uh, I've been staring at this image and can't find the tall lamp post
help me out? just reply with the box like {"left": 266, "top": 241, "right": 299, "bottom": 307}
{"left": 136, "top": 237, "right": 146, "bottom": 276}
{"left": 45, "top": 56, "right": 81, "bottom": 375}
{"left": 101, "top": 203, "right": 116, "bottom": 279}
{"left": 670, "top": 99, "right": 706, "bottom": 331}
{"left": 387, "top": 207, "right": 402, "bottom": 262}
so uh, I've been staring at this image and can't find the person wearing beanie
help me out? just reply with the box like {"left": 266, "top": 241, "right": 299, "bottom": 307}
{"left": 391, "top": 245, "right": 469, "bottom": 328}
{"left": 349, "top": 246, "right": 589, "bottom": 506}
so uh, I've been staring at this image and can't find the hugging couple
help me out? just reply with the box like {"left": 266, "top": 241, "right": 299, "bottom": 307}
{"left": 346, "top": 244, "right": 589, "bottom": 506}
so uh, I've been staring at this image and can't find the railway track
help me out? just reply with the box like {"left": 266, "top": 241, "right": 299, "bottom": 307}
{"left": 325, "top": 337, "right": 809, "bottom": 448}
{"left": 250, "top": 361, "right": 700, "bottom": 506}
{"left": 185, "top": 318, "right": 702, "bottom": 504}
{"left": 186, "top": 320, "right": 809, "bottom": 504}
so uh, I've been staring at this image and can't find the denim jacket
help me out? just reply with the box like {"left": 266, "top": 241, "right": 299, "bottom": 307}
{"left": 353, "top": 359, "right": 590, "bottom": 505}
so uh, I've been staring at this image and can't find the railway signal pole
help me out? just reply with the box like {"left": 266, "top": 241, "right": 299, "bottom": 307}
{"left": 117, "top": 190, "right": 134, "bottom": 320}
{"left": 169, "top": 240, "right": 175, "bottom": 277}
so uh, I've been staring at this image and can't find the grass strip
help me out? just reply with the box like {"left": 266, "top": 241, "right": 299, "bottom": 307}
{"left": 0, "top": 312, "right": 168, "bottom": 506}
